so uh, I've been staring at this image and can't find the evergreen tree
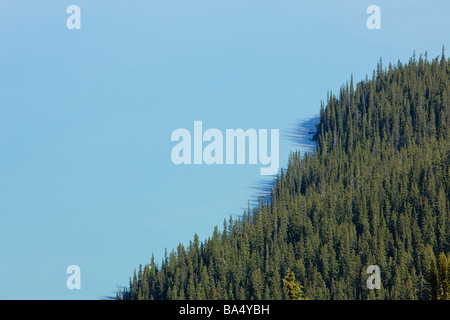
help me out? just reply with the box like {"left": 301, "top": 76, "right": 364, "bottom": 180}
{"left": 428, "top": 253, "right": 450, "bottom": 300}
{"left": 283, "top": 269, "right": 306, "bottom": 300}
{"left": 437, "top": 253, "right": 449, "bottom": 300}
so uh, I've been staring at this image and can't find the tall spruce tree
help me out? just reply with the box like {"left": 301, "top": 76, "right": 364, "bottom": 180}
{"left": 428, "top": 256, "right": 439, "bottom": 300}
{"left": 283, "top": 269, "right": 306, "bottom": 300}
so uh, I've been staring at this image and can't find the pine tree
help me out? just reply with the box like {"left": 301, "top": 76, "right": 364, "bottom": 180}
{"left": 428, "top": 253, "right": 450, "bottom": 300}
{"left": 437, "top": 253, "right": 449, "bottom": 300}
{"left": 283, "top": 269, "right": 306, "bottom": 300}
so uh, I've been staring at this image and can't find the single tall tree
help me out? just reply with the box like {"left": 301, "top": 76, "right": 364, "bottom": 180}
{"left": 428, "top": 255, "right": 438, "bottom": 300}
{"left": 437, "top": 253, "right": 449, "bottom": 300}
{"left": 283, "top": 269, "right": 306, "bottom": 300}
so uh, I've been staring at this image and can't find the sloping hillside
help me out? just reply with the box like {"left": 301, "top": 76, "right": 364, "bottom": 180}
{"left": 121, "top": 52, "right": 450, "bottom": 300}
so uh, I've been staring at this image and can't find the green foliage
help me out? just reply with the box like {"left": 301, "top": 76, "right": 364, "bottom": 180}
{"left": 429, "top": 252, "right": 450, "bottom": 300}
{"left": 283, "top": 269, "right": 306, "bottom": 300}
{"left": 120, "top": 51, "right": 450, "bottom": 300}
{"left": 428, "top": 256, "right": 439, "bottom": 300}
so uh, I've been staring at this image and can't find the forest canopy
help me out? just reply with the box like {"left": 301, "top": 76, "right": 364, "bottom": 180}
{"left": 120, "top": 50, "right": 450, "bottom": 300}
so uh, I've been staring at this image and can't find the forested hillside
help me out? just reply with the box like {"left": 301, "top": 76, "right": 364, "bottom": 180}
{"left": 120, "top": 51, "right": 450, "bottom": 300}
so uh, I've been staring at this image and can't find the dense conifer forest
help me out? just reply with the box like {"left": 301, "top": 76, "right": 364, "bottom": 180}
{"left": 120, "top": 51, "right": 450, "bottom": 300}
